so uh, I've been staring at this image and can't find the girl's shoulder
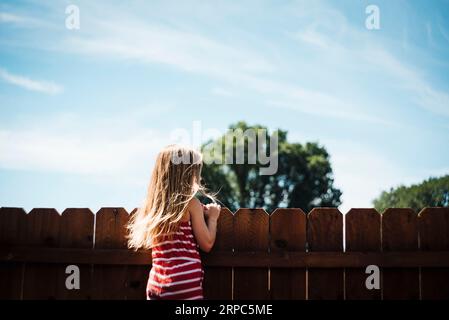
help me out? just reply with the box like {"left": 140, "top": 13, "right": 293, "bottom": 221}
{"left": 181, "top": 197, "right": 201, "bottom": 222}
{"left": 188, "top": 197, "right": 202, "bottom": 208}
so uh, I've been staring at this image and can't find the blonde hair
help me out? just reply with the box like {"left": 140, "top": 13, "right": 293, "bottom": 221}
{"left": 127, "top": 144, "right": 215, "bottom": 250}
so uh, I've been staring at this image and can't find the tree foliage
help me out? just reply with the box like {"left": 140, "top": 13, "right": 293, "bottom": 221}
{"left": 200, "top": 121, "right": 342, "bottom": 213}
{"left": 373, "top": 174, "right": 449, "bottom": 213}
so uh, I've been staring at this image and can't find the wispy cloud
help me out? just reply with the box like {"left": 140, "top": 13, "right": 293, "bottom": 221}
{"left": 64, "top": 18, "right": 275, "bottom": 77}
{"left": 364, "top": 49, "right": 449, "bottom": 117}
{"left": 438, "top": 20, "right": 449, "bottom": 44}
{"left": 295, "top": 29, "right": 330, "bottom": 49}
{"left": 60, "top": 12, "right": 389, "bottom": 125}
{"left": 0, "top": 1, "right": 395, "bottom": 125}
{"left": 0, "top": 68, "right": 63, "bottom": 95}
{"left": 211, "top": 87, "right": 234, "bottom": 97}
{"left": 267, "top": 98, "right": 395, "bottom": 126}
{"left": 0, "top": 12, "right": 25, "bottom": 23}
{"left": 0, "top": 12, "right": 44, "bottom": 27}
{"left": 293, "top": 9, "right": 449, "bottom": 119}
{"left": 426, "top": 22, "right": 436, "bottom": 47}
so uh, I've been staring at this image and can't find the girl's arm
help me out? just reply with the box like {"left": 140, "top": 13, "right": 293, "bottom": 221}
{"left": 188, "top": 198, "right": 220, "bottom": 252}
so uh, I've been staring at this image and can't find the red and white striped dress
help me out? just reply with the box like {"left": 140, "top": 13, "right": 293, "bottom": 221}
{"left": 147, "top": 220, "right": 204, "bottom": 300}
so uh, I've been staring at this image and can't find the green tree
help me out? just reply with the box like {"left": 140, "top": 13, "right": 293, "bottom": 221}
{"left": 373, "top": 175, "right": 449, "bottom": 213}
{"left": 200, "top": 121, "right": 342, "bottom": 213}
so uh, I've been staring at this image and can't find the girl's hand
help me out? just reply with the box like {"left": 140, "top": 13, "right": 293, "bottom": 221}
{"left": 189, "top": 199, "right": 219, "bottom": 253}
{"left": 201, "top": 204, "right": 209, "bottom": 217}
{"left": 204, "top": 203, "right": 221, "bottom": 221}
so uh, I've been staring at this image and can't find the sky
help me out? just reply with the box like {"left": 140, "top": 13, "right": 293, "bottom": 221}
{"left": 0, "top": 0, "right": 448, "bottom": 214}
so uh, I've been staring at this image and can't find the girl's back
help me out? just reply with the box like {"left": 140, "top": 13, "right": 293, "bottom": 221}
{"left": 147, "top": 219, "right": 204, "bottom": 300}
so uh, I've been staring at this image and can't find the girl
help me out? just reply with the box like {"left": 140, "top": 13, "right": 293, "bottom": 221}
{"left": 127, "top": 144, "right": 221, "bottom": 300}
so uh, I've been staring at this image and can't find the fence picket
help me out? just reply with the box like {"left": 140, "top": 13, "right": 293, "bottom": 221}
{"left": 92, "top": 207, "right": 129, "bottom": 299}
{"left": 202, "top": 208, "right": 234, "bottom": 299}
{"left": 307, "top": 208, "right": 344, "bottom": 299}
{"left": 22, "top": 208, "right": 61, "bottom": 299}
{"left": 345, "top": 208, "right": 381, "bottom": 299}
{"left": 382, "top": 208, "right": 419, "bottom": 299}
{"left": 57, "top": 208, "right": 94, "bottom": 299}
{"left": 419, "top": 207, "right": 449, "bottom": 299}
{"left": 0, "top": 207, "right": 26, "bottom": 299}
{"left": 233, "top": 208, "right": 270, "bottom": 299}
{"left": 270, "top": 208, "right": 306, "bottom": 299}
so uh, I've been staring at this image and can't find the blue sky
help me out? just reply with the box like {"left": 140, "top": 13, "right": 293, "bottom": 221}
{"left": 0, "top": 0, "right": 448, "bottom": 213}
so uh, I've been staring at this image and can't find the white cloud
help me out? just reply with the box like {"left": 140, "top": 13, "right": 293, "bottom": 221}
{"left": 55, "top": 6, "right": 393, "bottom": 125}
{"left": 438, "top": 20, "right": 449, "bottom": 43}
{"left": 0, "top": 113, "right": 226, "bottom": 178}
{"left": 266, "top": 96, "right": 395, "bottom": 126}
{"left": 211, "top": 87, "right": 234, "bottom": 97}
{"left": 64, "top": 20, "right": 275, "bottom": 78}
{"left": 364, "top": 48, "right": 449, "bottom": 117}
{"left": 294, "top": 29, "right": 330, "bottom": 49}
{"left": 326, "top": 143, "right": 398, "bottom": 212}
{"left": 426, "top": 22, "right": 436, "bottom": 48}
{"left": 0, "top": 68, "right": 63, "bottom": 95}
{"left": 0, "top": 107, "right": 175, "bottom": 176}
{"left": 0, "top": 127, "right": 166, "bottom": 176}
{"left": 328, "top": 143, "right": 403, "bottom": 213}
{"left": 293, "top": 8, "right": 449, "bottom": 119}
{"left": 0, "top": 12, "right": 26, "bottom": 23}
{"left": 0, "top": 12, "right": 45, "bottom": 27}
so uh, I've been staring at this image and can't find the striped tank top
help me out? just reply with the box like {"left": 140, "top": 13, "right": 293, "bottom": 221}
{"left": 146, "top": 220, "right": 204, "bottom": 300}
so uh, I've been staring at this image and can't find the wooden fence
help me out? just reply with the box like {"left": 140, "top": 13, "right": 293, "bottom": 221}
{"left": 1, "top": 207, "right": 449, "bottom": 300}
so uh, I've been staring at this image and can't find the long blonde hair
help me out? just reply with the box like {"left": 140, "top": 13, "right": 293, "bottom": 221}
{"left": 127, "top": 144, "right": 215, "bottom": 250}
